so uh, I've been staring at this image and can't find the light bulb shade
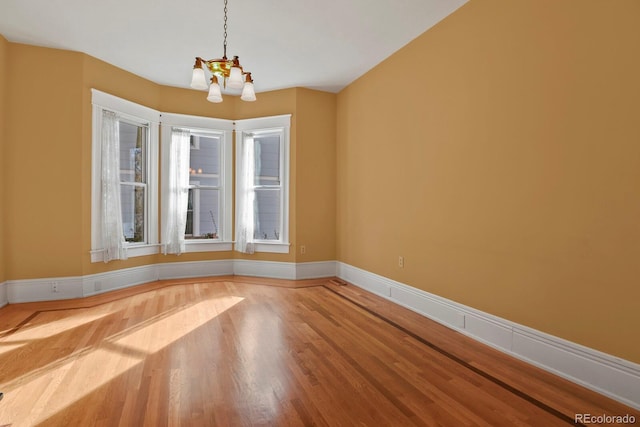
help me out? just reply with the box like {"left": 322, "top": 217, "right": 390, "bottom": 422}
{"left": 207, "top": 82, "right": 223, "bottom": 103}
{"left": 190, "top": 67, "right": 208, "bottom": 90}
{"left": 228, "top": 66, "right": 244, "bottom": 89}
{"left": 241, "top": 82, "right": 256, "bottom": 102}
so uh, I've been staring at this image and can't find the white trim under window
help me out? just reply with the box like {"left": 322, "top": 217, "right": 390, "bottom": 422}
{"left": 235, "top": 114, "right": 291, "bottom": 254}
{"left": 91, "top": 89, "right": 160, "bottom": 262}
{"left": 161, "top": 113, "right": 234, "bottom": 253}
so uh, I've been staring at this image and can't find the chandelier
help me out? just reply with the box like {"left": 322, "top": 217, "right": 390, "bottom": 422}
{"left": 190, "top": 0, "right": 256, "bottom": 103}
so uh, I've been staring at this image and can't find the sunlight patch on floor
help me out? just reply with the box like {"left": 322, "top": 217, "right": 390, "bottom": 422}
{"left": 0, "top": 295, "right": 244, "bottom": 425}
{"left": 0, "top": 307, "right": 114, "bottom": 356}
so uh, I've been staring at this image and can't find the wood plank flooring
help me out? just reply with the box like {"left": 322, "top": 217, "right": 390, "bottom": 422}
{"left": 0, "top": 276, "right": 637, "bottom": 426}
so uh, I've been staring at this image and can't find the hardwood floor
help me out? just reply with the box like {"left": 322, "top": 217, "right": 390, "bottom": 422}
{"left": 0, "top": 276, "right": 637, "bottom": 426}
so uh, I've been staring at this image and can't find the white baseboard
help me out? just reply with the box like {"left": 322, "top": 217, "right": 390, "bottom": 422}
{"left": 234, "top": 260, "right": 297, "bottom": 279}
{"left": 7, "top": 275, "right": 86, "bottom": 303}
{"left": 83, "top": 265, "right": 160, "bottom": 297}
{"left": 157, "top": 260, "right": 234, "bottom": 280}
{"left": 0, "top": 281, "right": 8, "bottom": 307}
{"left": 296, "top": 261, "right": 337, "bottom": 279}
{"left": 3, "top": 260, "right": 337, "bottom": 304}
{"left": 336, "top": 262, "right": 640, "bottom": 410}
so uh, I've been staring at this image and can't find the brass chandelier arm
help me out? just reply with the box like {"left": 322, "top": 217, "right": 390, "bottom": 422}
{"left": 197, "top": 56, "right": 248, "bottom": 79}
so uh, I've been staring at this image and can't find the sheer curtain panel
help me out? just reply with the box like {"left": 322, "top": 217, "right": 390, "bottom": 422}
{"left": 101, "top": 110, "right": 128, "bottom": 262}
{"left": 163, "top": 128, "right": 191, "bottom": 254}
{"left": 235, "top": 134, "right": 256, "bottom": 254}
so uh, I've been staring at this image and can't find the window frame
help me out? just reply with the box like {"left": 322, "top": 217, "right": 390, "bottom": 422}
{"left": 160, "top": 113, "right": 234, "bottom": 253}
{"left": 90, "top": 89, "right": 160, "bottom": 262}
{"left": 235, "top": 114, "right": 291, "bottom": 254}
{"left": 119, "top": 118, "right": 148, "bottom": 244}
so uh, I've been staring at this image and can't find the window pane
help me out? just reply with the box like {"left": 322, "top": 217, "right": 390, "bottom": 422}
{"left": 185, "top": 188, "right": 220, "bottom": 239}
{"left": 120, "top": 122, "right": 146, "bottom": 183}
{"left": 185, "top": 189, "right": 194, "bottom": 236}
{"left": 255, "top": 136, "right": 280, "bottom": 186}
{"left": 121, "top": 184, "right": 145, "bottom": 242}
{"left": 255, "top": 188, "right": 281, "bottom": 240}
{"left": 190, "top": 135, "right": 220, "bottom": 187}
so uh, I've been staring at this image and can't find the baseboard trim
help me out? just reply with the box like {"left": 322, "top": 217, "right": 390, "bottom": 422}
{"left": 83, "top": 265, "right": 160, "bottom": 297}
{"left": 295, "top": 261, "right": 337, "bottom": 279}
{"left": 336, "top": 262, "right": 640, "bottom": 410}
{"left": 157, "top": 260, "right": 234, "bottom": 280}
{"left": 0, "top": 281, "right": 8, "bottom": 308}
{"left": 7, "top": 275, "right": 86, "bottom": 303}
{"left": 233, "top": 260, "right": 297, "bottom": 279}
{"left": 4, "top": 260, "right": 337, "bottom": 303}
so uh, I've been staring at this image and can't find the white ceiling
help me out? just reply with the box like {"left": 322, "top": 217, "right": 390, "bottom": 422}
{"left": 0, "top": 0, "right": 467, "bottom": 94}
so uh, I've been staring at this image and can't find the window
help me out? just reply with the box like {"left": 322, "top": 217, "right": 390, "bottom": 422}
{"left": 120, "top": 121, "right": 148, "bottom": 243}
{"left": 91, "top": 89, "right": 160, "bottom": 262}
{"left": 91, "top": 91, "right": 289, "bottom": 259}
{"left": 186, "top": 133, "right": 221, "bottom": 240}
{"left": 253, "top": 133, "right": 283, "bottom": 240}
{"left": 235, "top": 115, "right": 291, "bottom": 253}
{"left": 161, "top": 114, "right": 233, "bottom": 253}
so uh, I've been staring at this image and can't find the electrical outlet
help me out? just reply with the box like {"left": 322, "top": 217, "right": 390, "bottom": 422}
{"left": 95, "top": 281, "right": 102, "bottom": 291}
{"left": 51, "top": 282, "right": 59, "bottom": 293}
{"left": 300, "top": 245, "right": 306, "bottom": 255}
{"left": 398, "top": 256, "right": 404, "bottom": 268}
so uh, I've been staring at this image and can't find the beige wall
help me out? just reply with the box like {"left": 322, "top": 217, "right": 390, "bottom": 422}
{"left": 295, "top": 89, "right": 336, "bottom": 262}
{"left": 5, "top": 44, "right": 85, "bottom": 279}
{"left": 0, "top": 35, "right": 6, "bottom": 283}
{"left": 2, "top": 42, "right": 337, "bottom": 279}
{"left": 336, "top": 0, "right": 640, "bottom": 362}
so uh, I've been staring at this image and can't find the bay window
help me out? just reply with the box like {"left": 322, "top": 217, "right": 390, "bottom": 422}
{"left": 92, "top": 90, "right": 288, "bottom": 260}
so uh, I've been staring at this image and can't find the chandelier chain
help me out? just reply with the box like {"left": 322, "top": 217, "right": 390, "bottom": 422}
{"left": 223, "top": 0, "right": 228, "bottom": 58}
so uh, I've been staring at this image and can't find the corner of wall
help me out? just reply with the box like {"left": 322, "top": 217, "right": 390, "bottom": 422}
{"left": 0, "top": 34, "right": 8, "bottom": 284}
{"left": 295, "top": 88, "right": 337, "bottom": 263}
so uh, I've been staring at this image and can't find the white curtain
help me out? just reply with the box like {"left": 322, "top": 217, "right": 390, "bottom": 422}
{"left": 163, "top": 128, "right": 191, "bottom": 254}
{"left": 235, "top": 133, "right": 256, "bottom": 254}
{"left": 101, "top": 110, "right": 127, "bottom": 262}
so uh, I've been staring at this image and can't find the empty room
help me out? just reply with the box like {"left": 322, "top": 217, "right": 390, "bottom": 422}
{"left": 0, "top": 0, "right": 639, "bottom": 425}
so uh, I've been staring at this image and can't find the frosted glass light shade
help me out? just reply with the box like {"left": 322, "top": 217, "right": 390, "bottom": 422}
{"left": 207, "top": 82, "right": 223, "bottom": 103}
{"left": 240, "top": 82, "right": 256, "bottom": 102}
{"left": 190, "top": 67, "right": 208, "bottom": 90}
{"left": 228, "top": 66, "right": 244, "bottom": 89}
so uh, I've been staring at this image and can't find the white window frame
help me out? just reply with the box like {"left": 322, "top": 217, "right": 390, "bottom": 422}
{"left": 161, "top": 113, "right": 234, "bottom": 253}
{"left": 90, "top": 89, "right": 160, "bottom": 262}
{"left": 235, "top": 114, "right": 291, "bottom": 254}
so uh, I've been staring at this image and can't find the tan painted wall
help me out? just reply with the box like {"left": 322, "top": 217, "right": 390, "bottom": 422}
{"left": 295, "top": 89, "right": 336, "bottom": 262}
{"left": 336, "top": 0, "right": 640, "bottom": 362}
{"left": 3, "top": 42, "right": 337, "bottom": 280}
{"left": 0, "top": 35, "right": 7, "bottom": 284}
{"left": 5, "top": 44, "right": 85, "bottom": 279}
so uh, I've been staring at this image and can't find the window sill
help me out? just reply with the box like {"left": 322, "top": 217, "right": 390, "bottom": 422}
{"left": 184, "top": 241, "right": 233, "bottom": 253}
{"left": 249, "top": 242, "right": 290, "bottom": 254}
{"left": 90, "top": 243, "right": 160, "bottom": 263}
